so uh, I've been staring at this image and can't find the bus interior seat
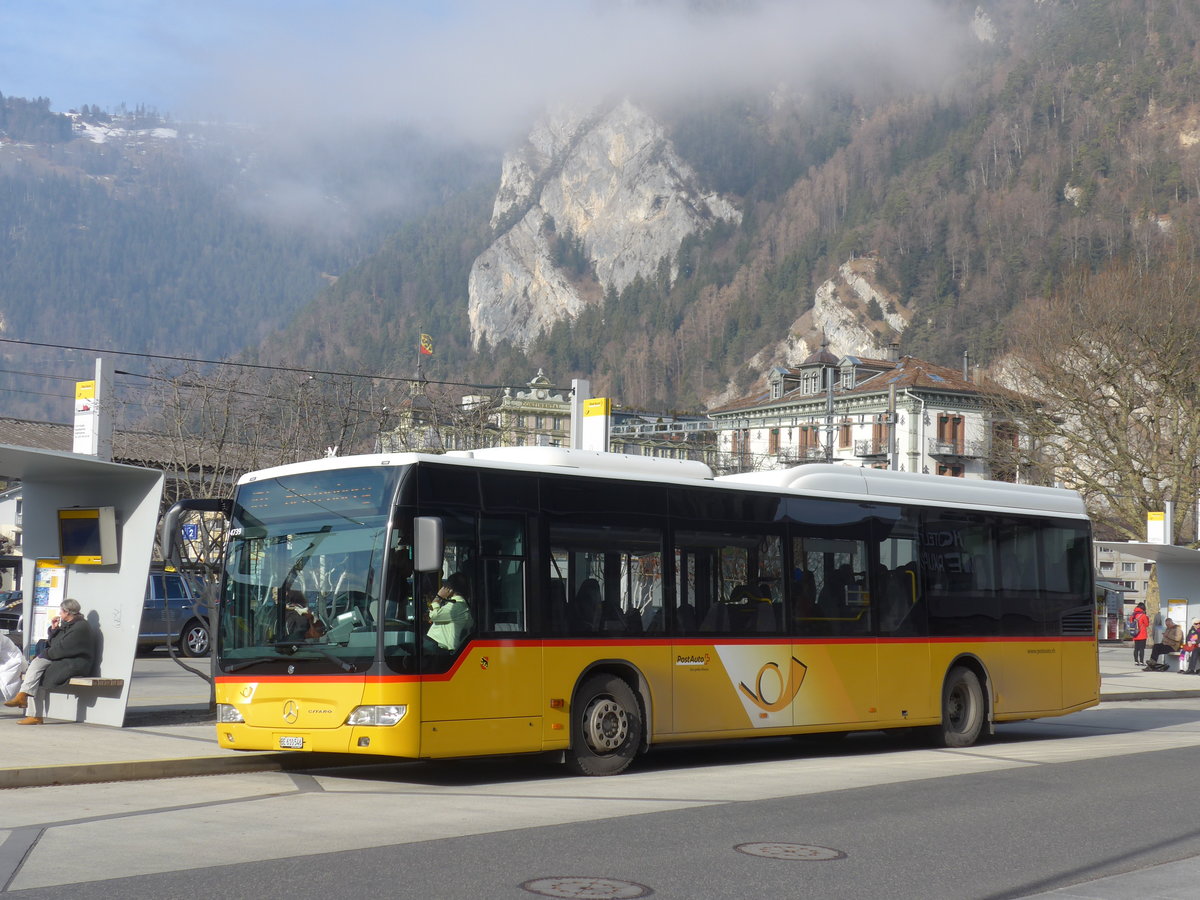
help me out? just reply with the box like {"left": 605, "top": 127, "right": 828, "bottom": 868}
{"left": 368, "top": 597, "right": 403, "bottom": 624}
{"left": 675, "top": 602, "right": 698, "bottom": 632}
{"left": 573, "top": 579, "right": 603, "bottom": 632}
{"left": 600, "top": 598, "right": 625, "bottom": 632}
{"left": 254, "top": 604, "right": 278, "bottom": 643}
{"left": 753, "top": 601, "right": 778, "bottom": 633}
{"left": 547, "top": 580, "right": 569, "bottom": 634}
{"left": 727, "top": 584, "right": 754, "bottom": 604}
{"left": 699, "top": 603, "right": 730, "bottom": 632}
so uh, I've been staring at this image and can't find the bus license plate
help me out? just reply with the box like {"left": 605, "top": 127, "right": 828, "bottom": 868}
{"left": 279, "top": 735, "right": 303, "bottom": 749}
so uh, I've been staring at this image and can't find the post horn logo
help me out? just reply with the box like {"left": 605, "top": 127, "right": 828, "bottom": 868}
{"left": 738, "top": 657, "right": 808, "bottom": 712}
{"left": 282, "top": 700, "right": 299, "bottom": 724}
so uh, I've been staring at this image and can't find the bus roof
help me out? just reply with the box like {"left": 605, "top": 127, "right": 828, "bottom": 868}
{"left": 719, "top": 464, "right": 1087, "bottom": 517}
{"left": 237, "top": 448, "right": 1086, "bottom": 519}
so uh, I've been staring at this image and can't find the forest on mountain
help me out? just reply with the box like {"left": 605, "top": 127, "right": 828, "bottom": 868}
{"left": 0, "top": 97, "right": 498, "bottom": 420}
{"left": 270, "top": 0, "right": 1200, "bottom": 410}
{"left": 3, "top": 0, "right": 1200, "bottom": 420}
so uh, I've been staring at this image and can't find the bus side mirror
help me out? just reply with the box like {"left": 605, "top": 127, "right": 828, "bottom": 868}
{"left": 413, "top": 517, "right": 444, "bottom": 573}
{"left": 160, "top": 498, "right": 233, "bottom": 570}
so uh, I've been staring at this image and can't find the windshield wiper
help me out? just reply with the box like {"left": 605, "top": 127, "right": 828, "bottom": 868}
{"left": 272, "top": 642, "right": 358, "bottom": 672}
{"left": 224, "top": 655, "right": 287, "bottom": 673}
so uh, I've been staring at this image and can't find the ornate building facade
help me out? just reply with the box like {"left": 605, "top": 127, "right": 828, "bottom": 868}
{"left": 707, "top": 347, "right": 1023, "bottom": 480}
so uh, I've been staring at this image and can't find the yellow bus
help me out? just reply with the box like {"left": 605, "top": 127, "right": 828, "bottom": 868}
{"left": 166, "top": 447, "right": 1098, "bottom": 776}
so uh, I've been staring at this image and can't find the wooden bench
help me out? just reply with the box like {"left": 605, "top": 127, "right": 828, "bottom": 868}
{"left": 65, "top": 677, "right": 125, "bottom": 688}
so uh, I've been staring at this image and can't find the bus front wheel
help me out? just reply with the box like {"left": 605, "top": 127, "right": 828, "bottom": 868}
{"left": 933, "top": 667, "right": 984, "bottom": 748}
{"left": 566, "top": 675, "right": 642, "bottom": 776}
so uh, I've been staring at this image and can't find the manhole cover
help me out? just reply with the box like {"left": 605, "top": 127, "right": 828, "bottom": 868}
{"left": 521, "top": 876, "right": 653, "bottom": 898}
{"left": 735, "top": 842, "right": 847, "bottom": 861}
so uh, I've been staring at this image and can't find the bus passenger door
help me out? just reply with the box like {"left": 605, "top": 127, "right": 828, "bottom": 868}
{"left": 790, "top": 536, "right": 880, "bottom": 729}
{"left": 671, "top": 534, "right": 795, "bottom": 734}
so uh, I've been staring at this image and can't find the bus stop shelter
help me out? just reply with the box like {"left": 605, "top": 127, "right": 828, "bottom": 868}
{"left": 0, "top": 444, "right": 162, "bottom": 726}
{"left": 1096, "top": 541, "right": 1200, "bottom": 634}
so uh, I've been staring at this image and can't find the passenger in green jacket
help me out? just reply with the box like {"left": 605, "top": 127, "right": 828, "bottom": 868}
{"left": 425, "top": 573, "right": 473, "bottom": 653}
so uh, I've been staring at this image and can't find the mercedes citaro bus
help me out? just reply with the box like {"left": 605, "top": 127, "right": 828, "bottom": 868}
{"left": 163, "top": 447, "right": 1097, "bottom": 775}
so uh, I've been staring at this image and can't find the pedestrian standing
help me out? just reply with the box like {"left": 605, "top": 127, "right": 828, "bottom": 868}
{"left": 1130, "top": 602, "right": 1150, "bottom": 666}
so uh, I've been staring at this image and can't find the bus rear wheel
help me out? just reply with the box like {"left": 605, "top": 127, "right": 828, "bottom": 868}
{"left": 566, "top": 674, "right": 642, "bottom": 776}
{"left": 932, "top": 666, "right": 984, "bottom": 748}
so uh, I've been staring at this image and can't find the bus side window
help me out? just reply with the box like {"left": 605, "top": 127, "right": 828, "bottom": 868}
{"left": 873, "top": 509, "right": 923, "bottom": 637}
{"left": 792, "top": 536, "right": 869, "bottom": 637}
{"left": 481, "top": 517, "right": 527, "bottom": 633}
{"left": 546, "top": 524, "right": 662, "bottom": 639}
{"left": 484, "top": 558, "right": 525, "bottom": 632}
{"left": 676, "top": 531, "right": 782, "bottom": 636}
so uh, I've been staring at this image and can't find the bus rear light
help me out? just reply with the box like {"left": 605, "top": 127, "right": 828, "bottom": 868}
{"left": 217, "top": 704, "right": 245, "bottom": 724}
{"left": 347, "top": 705, "right": 407, "bottom": 726}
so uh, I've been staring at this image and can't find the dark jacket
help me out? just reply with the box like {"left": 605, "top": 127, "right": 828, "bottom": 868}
{"left": 43, "top": 616, "right": 95, "bottom": 687}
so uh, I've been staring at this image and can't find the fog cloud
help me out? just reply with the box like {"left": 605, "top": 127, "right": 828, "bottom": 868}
{"left": 195, "top": 0, "right": 969, "bottom": 147}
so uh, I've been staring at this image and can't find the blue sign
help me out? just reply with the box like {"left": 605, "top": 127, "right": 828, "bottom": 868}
{"left": 182, "top": 523, "right": 199, "bottom": 541}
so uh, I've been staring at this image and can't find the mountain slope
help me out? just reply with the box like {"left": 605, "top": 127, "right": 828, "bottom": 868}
{"left": 273, "top": 0, "right": 1200, "bottom": 411}
{"left": 6, "top": 0, "right": 1200, "bottom": 420}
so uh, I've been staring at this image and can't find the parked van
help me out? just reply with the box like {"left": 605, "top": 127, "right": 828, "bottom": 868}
{"left": 139, "top": 570, "right": 210, "bottom": 657}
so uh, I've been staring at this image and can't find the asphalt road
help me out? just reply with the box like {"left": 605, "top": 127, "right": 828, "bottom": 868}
{"left": 5, "top": 697, "right": 1200, "bottom": 899}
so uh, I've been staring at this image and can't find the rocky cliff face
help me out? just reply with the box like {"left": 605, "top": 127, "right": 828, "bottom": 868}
{"left": 708, "top": 257, "right": 910, "bottom": 408}
{"left": 468, "top": 100, "right": 740, "bottom": 349}
{"left": 812, "top": 258, "right": 909, "bottom": 355}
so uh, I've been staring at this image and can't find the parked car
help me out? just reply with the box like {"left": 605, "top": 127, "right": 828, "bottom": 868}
{"left": 0, "top": 590, "right": 21, "bottom": 634}
{"left": 139, "top": 570, "right": 210, "bottom": 657}
{"left": 0, "top": 575, "right": 210, "bottom": 655}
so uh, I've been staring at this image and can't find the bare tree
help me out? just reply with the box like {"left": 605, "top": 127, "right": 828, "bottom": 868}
{"left": 997, "top": 254, "right": 1200, "bottom": 542}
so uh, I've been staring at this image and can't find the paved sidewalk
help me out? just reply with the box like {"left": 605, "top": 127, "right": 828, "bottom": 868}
{"left": 0, "top": 652, "right": 369, "bottom": 788}
{"left": 1096, "top": 640, "right": 1200, "bottom": 701}
{"left": 0, "top": 643, "right": 1193, "bottom": 791}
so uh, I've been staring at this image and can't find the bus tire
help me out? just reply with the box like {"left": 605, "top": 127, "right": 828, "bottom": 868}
{"left": 566, "top": 674, "right": 642, "bottom": 776}
{"left": 933, "top": 666, "right": 984, "bottom": 748}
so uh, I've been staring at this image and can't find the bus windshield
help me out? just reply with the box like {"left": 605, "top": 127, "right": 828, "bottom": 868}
{"left": 217, "top": 465, "right": 415, "bottom": 674}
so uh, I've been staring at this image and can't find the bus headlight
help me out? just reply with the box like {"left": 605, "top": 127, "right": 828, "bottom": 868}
{"left": 347, "top": 705, "right": 407, "bottom": 726}
{"left": 217, "top": 704, "right": 245, "bottom": 723}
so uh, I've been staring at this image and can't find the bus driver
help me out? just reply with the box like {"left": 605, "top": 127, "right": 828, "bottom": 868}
{"left": 425, "top": 573, "right": 473, "bottom": 653}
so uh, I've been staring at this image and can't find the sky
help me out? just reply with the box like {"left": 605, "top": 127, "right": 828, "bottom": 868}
{"left": 0, "top": 0, "right": 970, "bottom": 146}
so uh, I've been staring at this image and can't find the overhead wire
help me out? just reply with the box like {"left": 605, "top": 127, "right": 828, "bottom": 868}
{"left": 0, "top": 336, "right": 519, "bottom": 392}
{"left": 1, "top": 338, "right": 588, "bottom": 444}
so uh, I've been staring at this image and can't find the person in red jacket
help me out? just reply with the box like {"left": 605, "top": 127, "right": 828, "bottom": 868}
{"left": 1131, "top": 602, "right": 1150, "bottom": 666}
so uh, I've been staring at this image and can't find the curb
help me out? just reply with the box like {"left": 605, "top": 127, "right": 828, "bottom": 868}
{"left": 0, "top": 751, "right": 376, "bottom": 790}
{"left": 1101, "top": 690, "right": 1200, "bottom": 702}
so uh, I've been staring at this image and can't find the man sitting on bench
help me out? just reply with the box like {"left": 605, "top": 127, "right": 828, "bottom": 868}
{"left": 1146, "top": 616, "right": 1183, "bottom": 671}
{"left": 3, "top": 598, "right": 94, "bottom": 724}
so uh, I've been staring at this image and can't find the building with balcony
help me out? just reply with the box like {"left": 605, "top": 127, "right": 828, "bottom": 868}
{"left": 706, "top": 346, "right": 1026, "bottom": 479}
